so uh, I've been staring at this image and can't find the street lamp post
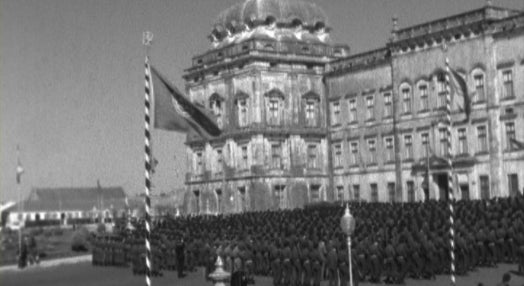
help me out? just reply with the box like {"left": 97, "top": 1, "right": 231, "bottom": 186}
{"left": 340, "top": 204, "right": 356, "bottom": 286}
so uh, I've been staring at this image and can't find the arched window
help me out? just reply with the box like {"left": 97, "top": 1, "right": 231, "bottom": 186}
{"left": 209, "top": 93, "right": 224, "bottom": 128}
{"left": 471, "top": 68, "right": 485, "bottom": 102}
{"left": 265, "top": 88, "right": 285, "bottom": 126}
{"left": 434, "top": 72, "right": 448, "bottom": 108}
{"left": 416, "top": 80, "right": 429, "bottom": 112}
{"left": 235, "top": 90, "right": 249, "bottom": 128}
{"left": 302, "top": 91, "right": 320, "bottom": 127}
{"left": 399, "top": 82, "right": 412, "bottom": 114}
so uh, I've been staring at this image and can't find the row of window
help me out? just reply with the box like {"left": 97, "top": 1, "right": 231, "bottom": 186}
{"left": 335, "top": 182, "right": 413, "bottom": 202}
{"left": 194, "top": 142, "right": 322, "bottom": 174}
{"left": 194, "top": 173, "right": 519, "bottom": 213}
{"left": 195, "top": 184, "right": 323, "bottom": 212}
{"left": 335, "top": 173, "right": 519, "bottom": 202}
{"left": 330, "top": 69, "right": 515, "bottom": 126}
{"left": 194, "top": 120, "right": 519, "bottom": 174}
{"left": 333, "top": 121, "right": 518, "bottom": 168}
{"left": 207, "top": 90, "right": 321, "bottom": 129}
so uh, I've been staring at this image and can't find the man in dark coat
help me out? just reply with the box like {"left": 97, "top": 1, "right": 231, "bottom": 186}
{"left": 175, "top": 237, "right": 186, "bottom": 278}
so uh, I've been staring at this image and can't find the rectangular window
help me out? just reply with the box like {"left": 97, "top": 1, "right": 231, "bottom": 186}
{"left": 310, "top": 185, "right": 321, "bottom": 202}
{"left": 458, "top": 128, "right": 468, "bottom": 155}
{"left": 211, "top": 100, "right": 223, "bottom": 128}
{"left": 271, "top": 143, "right": 282, "bottom": 169}
{"left": 407, "top": 181, "right": 415, "bottom": 202}
{"left": 477, "top": 125, "right": 488, "bottom": 153}
{"left": 437, "top": 75, "right": 447, "bottom": 108}
{"left": 383, "top": 93, "right": 392, "bottom": 118}
{"left": 238, "top": 99, "right": 248, "bottom": 127}
{"left": 506, "top": 122, "right": 516, "bottom": 150}
{"left": 348, "top": 99, "right": 357, "bottom": 122}
{"left": 331, "top": 101, "right": 340, "bottom": 125}
{"left": 419, "top": 85, "right": 429, "bottom": 111}
{"left": 333, "top": 143, "right": 343, "bottom": 168}
{"left": 480, "top": 175, "right": 490, "bottom": 199}
{"left": 307, "top": 144, "right": 318, "bottom": 169}
{"left": 502, "top": 70, "right": 514, "bottom": 99}
{"left": 508, "top": 174, "right": 519, "bottom": 197}
{"left": 196, "top": 152, "right": 203, "bottom": 174}
{"left": 385, "top": 137, "right": 394, "bottom": 163}
{"left": 439, "top": 128, "right": 449, "bottom": 157}
{"left": 274, "top": 185, "right": 286, "bottom": 209}
{"left": 353, "top": 185, "right": 360, "bottom": 201}
{"left": 402, "top": 88, "right": 412, "bottom": 114}
{"left": 238, "top": 186, "right": 247, "bottom": 212}
{"left": 241, "top": 145, "right": 248, "bottom": 169}
{"left": 216, "top": 148, "right": 223, "bottom": 173}
{"left": 387, "top": 182, "right": 395, "bottom": 203}
{"left": 404, "top": 134, "right": 413, "bottom": 160}
{"left": 371, "top": 183, "right": 378, "bottom": 202}
{"left": 305, "top": 100, "right": 317, "bottom": 127}
{"left": 336, "top": 186, "right": 344, "bottom": 201}
{"left": 474, "top": 74, "right": 485, "bottom": 102}
{"left": 350, "top": 141, "right": 359, "bottom": 166}
{"left": 421, "top": 132, "right": 430, "bottom": 158}
{"left": 268, "top": 98, "right": 280, "bottom": 125}
{"left": 368, "top": 139, "right": 376, "bottom": 165}
{"left": 366, "top": 96, "right": 375, "bottom": 121}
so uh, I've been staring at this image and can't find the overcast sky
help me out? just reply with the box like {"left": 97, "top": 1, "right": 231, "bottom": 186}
{"left": 1, "top": 0, "right": 522, "bottom": 202}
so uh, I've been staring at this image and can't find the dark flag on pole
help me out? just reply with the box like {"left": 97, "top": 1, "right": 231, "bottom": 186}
{"left": 510, "top": 138, "right": 524, "bottom": 150}
{"left": 446, "top": 63, "right": 471, "bottom": 123}
{"left": 149, "top": 65, "right": 221, "bottom": 138}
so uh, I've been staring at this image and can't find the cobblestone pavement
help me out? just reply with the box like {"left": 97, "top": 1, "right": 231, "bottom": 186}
{"left": 0, "top": 261, "right": 523, "bottom": 286}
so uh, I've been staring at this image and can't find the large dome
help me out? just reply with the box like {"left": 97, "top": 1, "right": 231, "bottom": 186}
{"left": 215, "top": 0, "right": 328, "bottom": 29}
{"left": 209, "top": 0, "right": 331, "bottom": 47}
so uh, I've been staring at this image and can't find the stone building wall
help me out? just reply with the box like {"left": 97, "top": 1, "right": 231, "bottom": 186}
{"left": 182, "top": 4, "right": 524, "bottom": 214}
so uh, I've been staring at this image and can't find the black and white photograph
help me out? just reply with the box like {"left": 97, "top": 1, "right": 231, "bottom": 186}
{"left": 1, "top": 0, "right": 524, "bottom": 285}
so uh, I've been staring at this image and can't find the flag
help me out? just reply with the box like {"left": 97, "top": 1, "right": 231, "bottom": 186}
{"left": 148, "top": 63, "right": 221, "bottom": 137}
{"left": 447, "top": 64, "right": 471, "bottom": 123}
{"left": 16, "top": 146, "right": 24, "bottom": 184}
{"left": 16, "top": 161, "right": 24, "bottom": 184}
{"left": 510, "top": 138, "right": 524, "bottom": 150}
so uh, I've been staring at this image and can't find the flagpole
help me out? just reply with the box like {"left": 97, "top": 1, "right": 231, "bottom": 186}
{"left": 444, "top": 50, "right": 456, "bottom": 286}
{"left": 143, "top": 31, "right": 154, "bottom": 286}
{"left": 16, "top": 145, "right": 22, "bottom": 267}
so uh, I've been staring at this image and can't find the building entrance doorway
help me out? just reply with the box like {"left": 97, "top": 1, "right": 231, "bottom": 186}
{"left": 460, "top": 184, "right": 470, "bottom": 200}
{"left": 434, "top": 173, "right": 449, "bottom": 201}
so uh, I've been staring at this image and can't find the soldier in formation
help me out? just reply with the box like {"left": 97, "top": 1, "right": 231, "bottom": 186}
{"left": 92, "top": 194, "right": 524, "bottom": 285}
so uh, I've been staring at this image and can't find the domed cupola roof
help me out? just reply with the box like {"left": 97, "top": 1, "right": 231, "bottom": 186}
{"left": 209, "top": 0, "right": 331, "bottom": 48}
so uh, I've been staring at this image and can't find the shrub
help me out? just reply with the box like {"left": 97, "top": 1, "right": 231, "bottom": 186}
{"left": 30, "top": 227, "right": 44, "bottom": 237}
{"left": 71, "top": 227, "right": 90, "bottom": 252}
{"left": 96, "top": 223, "right": 106, "bottom": 233}
{"left": 52, "top": 228, "right": 64, "bottom": 236}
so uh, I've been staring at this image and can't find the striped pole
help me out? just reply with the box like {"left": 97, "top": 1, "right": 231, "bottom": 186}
{"left": 444, "top": 57, "right": 456, "bottom": 286}
{"left": 143, "top": 31, "right": 153, "bottom": 286}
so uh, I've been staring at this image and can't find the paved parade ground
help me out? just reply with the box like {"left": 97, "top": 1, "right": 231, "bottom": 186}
{"left": 1, "top": 261, "right": 523, "bottom": 286}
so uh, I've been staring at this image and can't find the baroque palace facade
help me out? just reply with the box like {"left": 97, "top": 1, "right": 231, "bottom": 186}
{"left": 182, "top": 0, "right": 524, "bottom": 214}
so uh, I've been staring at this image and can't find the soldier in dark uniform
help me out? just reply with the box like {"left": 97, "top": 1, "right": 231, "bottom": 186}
{"left": 368, "top": 240, "right": 381, "bottom": 283}
{"left": 290, "top": 240, "right": 301, "bottom": 286}
{"left": 311, "top": 241, "right": 322, "bottom": 286}
{"left": 326, "top": 243, "right": 338, "bottom": 286}
{"left": 337, "top": 243, "right": 349, "bottom": 286}
{"left": 281, "top": 239, "right": 293, "bottom": 286}
{"left": 270, "top": 241, "right": 282, "bottom": 286}
{"left": 175, "top": 237, "right": 186, "bottom": 278}
{"left": 301, "top": 240, "right": 312, "bottom": 286}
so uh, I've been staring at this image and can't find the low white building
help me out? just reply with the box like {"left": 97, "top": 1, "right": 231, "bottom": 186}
{"left": 7, "top": 186, "right": 127, "bottom": 228}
